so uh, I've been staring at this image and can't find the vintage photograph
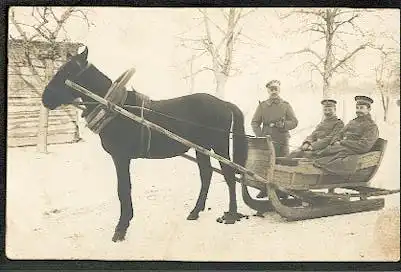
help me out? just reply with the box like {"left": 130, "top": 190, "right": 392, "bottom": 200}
{"left": 6, "top": 7, "right": 400, "bottom": 261}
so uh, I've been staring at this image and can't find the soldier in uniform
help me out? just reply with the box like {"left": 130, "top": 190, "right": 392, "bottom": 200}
{"left": 287, "top": 99, "right": 344, "bottom": 159}
{"left": 251, "top": 79, "right": 298, "bottom": 198}
{"left": 313, "top": 95, "right": 379, "bottom": 175}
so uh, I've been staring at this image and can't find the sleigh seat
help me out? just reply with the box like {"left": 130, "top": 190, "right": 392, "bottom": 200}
{"left": 275, "top": 138, "right": 386, "bottom": 168}
{"left": 272, "top": 138, "right": 387, "bottom": 190}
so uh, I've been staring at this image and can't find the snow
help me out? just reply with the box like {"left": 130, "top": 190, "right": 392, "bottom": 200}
{"left": 6, "top": 111, "right": 400, "bottom": 261}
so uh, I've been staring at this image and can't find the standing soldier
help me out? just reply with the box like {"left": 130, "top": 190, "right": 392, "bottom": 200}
{"left": 251, "top": 79, "right": 298, "bottom": 198}
{"left": 287, "top": 99, "right": 344, "bottom": 159}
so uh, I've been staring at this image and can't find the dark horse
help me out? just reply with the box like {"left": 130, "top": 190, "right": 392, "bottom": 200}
{"left": 41, "top": 46, "right": 248, "bottom": 242}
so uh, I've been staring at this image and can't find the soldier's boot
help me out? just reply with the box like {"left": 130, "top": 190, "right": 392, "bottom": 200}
{"left": 256, "top": 188, "right": 268, "bottom": 198}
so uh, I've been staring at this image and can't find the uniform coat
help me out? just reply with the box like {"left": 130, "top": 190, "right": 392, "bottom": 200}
{"left": 288, "top": 115, "right": 344, "bottom": 158}
{"left": 313, "top": 113, "right": 379, "bottom": 175}
{"left": 251, "top": 97, "right": 298, "bottom": 157}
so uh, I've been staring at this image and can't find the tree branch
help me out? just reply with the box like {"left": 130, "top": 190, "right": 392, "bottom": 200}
{"left": 330, "top": 43, "right": 369, "bottom": 73}
{"left": 10, "top": 9, "right": 29, "bottom": 41}
{"left": 237, "top": 32, "right": 270, "bottom": 49}
{"left": 333, "top": 14, "right": 359, "bottom": 33}
{"left": 233, "top": 8, "right": 256, "bottom": 25}
{"left": 200, "top": 8, "right": 222, "bottom": 71}
{"left": 205, "top": 16, "right": 227, "bottom": 36}
{"left": 51, "top": 7, "right": 74, "bottom": 40}
{"left": 283, "top": 48, "right": 324, "bottom": 62}
{"left": 182, "top": 67, "right": 213, "bottom": 79}
{"left": 278, "top": 9, "right": 325, "bottom": 20}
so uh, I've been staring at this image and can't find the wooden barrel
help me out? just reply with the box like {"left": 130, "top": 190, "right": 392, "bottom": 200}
{"left": 243, "top": 136, "right": 273, "bottom": 189}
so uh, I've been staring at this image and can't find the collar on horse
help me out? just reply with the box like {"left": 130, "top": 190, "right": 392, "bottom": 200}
{"left": 67, "top": 66, "right": 153, "bottom": 158}
{"left": 81, "top": 68, "right": 135, "bottom": 134}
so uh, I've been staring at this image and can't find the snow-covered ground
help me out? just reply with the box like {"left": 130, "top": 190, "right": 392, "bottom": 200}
{"left": 6, "top": 116, "right": 400, "bottom": 261}
{"left": 7, "top": 7, "right": 400, "bottom": 262}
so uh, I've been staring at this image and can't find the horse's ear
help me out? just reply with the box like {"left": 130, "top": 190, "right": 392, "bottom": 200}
{"left": 77, "top": 46, "right": 88, "bottom": 61}
{"left": 79, "top": 46, "right": 88, "bottom": 60}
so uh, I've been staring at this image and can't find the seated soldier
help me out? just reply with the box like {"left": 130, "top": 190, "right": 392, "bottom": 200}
{"left": 313, "top": 95, "right": 379, "bottom": 175}
{"left": 287, "top": 99, "right": 344, "bottom": 159}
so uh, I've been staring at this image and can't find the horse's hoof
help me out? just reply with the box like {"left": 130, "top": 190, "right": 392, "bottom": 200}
{"left": 217, "top": 212, "right": 246, "bottom": 224}
{"left": 187, "top": 212, "right": 199, "bottom": 220}
{"left": 112, "top": 230, "right": 126, "bottom": 242}
{"left": 254, "top": 211, "right": 265, "bottom": 218}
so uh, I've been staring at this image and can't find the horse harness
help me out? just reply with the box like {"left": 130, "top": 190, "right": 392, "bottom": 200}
{"left": 79, "top": 82, "right": 153, "bottom": 158}
{"left": 137, "top": 92, "right": 152, "bottom": 158}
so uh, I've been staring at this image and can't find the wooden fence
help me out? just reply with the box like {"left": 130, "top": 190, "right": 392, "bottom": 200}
{"left": 7, "top": 40, "right": 81, "bottom": 147}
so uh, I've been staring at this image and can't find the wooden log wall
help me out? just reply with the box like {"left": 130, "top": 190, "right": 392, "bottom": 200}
{"left": 7, "top": 40, "right": 81, "bottom": 147}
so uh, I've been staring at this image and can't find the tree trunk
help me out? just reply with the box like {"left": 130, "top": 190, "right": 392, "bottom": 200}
{"left": 380, "top": 90, "right": 389, "bottom": 123}
{"left": 322, "top": 10, "right": 334, "bottom": 98}
{"left": 189, "top": 54, "right": 195, "bottom": 94}
{"left": 383, "top": 95, "right": 390, "bottom": 122}
{"left": 342, "top": 98, "right": 347, "bottom": 121}
{"left": 36, "top": 59, "right": 53, "bottom": 153}
{"left": 322, "top": 76, "right": 331, "bottom": 99}
{"left": 215, "top": 72, "right": 228, "bottom": 99}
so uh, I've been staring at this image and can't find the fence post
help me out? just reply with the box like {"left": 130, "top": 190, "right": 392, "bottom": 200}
{"left": 36, "top": 58, "right": 53, "bottom": 153}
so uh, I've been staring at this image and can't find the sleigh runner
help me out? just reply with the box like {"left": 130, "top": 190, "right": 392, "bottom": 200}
{"left": 64, "top": 68, "right": 400, "bottom": 222}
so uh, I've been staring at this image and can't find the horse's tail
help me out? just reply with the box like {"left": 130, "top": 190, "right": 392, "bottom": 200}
{"left": 227, "top": 103, "right": 248, "bottom": 172}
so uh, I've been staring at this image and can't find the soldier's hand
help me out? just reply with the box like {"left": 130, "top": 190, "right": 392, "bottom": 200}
{"left": 275, "top": 120, "right": 285, "bottom": 128}
{"left": 301, "top": 143, "right": 310, "bottom": 151}
{"left": 334, "top": 141, "right": 341, "bottom": 145}
{"left": 269, "top": 122, "right": 275, "bottom": 128}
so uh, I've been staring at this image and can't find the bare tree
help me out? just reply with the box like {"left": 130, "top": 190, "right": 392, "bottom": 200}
{"left": 374, "top": 46, "right": 400, "bottom": 122}
{"left": 280, "top": 8, "right": 375, "bottom": 98}
{"left": 9, "top": 7, "right": 93, "bottom": 152}
{"left": 176, "top": 8, "right": 259, "bottom": 99}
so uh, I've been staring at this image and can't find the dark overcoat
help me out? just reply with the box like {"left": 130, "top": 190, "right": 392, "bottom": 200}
{"left": 288, "top": 115, "right": 344, "bottom": 159}
{"left": 313, "top": 114, "right": 379, "bottom": 175}
{"left": 251, "top": 97, "right": 298, "bottom": 156}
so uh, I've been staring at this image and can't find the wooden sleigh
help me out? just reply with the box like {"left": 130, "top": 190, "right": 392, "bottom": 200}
{"left": 242, "top": 136, "right": 400, "bottom": 221}
{"left": 65, "top": 70, "right": 399, "bottom": 222}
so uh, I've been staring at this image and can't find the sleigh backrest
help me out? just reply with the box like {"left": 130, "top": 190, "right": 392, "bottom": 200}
{"left": 346, "top": 138, "right": 387, "bottom": 186}
{"left": 356, "top": 138, "right": 387, "bottom": 170}
{"left": 369, "top": 138, "right": 387, "bottom": 152}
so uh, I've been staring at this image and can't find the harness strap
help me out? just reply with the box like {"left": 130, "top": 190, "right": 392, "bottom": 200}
{"left": 140, "top": 99, "right": 152, "bottom": 158}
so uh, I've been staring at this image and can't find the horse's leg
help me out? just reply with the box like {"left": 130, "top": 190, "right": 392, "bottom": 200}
{"left": 187, "top": 151, "right": 212, "bottom": 220}
{"left": 215, "top": 143, "right": 245, "bottom": 224}
{"left": 111, "top": 154, "right": 133, "bottom": 242}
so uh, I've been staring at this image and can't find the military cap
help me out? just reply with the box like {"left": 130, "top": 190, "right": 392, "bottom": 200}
{"left": 266, "top": 80, "right": 280, "bottom": 88}
{"left": 355, "top": 95, "right": 374, "bottom": 106}
{"left": 321, "top": 99, "right": 337, "bottom": 106}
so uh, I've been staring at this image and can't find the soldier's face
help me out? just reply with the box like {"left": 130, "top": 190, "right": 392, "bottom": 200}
{"left": 268, "top": 86, "right": 280, "bottom": 96}
{"left": 356, "top": 104, "right": 369, "bottom": 116}
{"left": 323, "top": 106, "right": 335, "bottom": 116}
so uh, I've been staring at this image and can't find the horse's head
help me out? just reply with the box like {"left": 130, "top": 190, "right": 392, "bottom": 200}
{"left": 42, "top": 46, "right": 91, "bottom": 110}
